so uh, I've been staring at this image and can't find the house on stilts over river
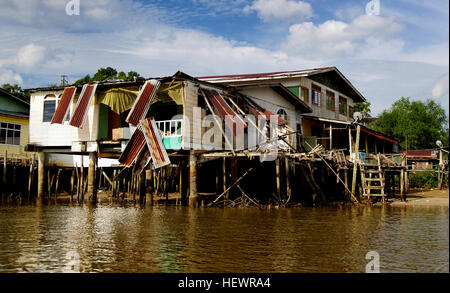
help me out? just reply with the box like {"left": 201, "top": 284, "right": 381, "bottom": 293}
{"left": 24, "top": 67, "right": 407, "bottom": 206}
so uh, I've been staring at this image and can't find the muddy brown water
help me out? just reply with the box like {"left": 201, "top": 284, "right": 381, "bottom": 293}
{"left": 0, "top": 202, "right": 448, "bottom": 273}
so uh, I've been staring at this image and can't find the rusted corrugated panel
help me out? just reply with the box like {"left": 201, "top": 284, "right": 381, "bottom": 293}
{"left": 126, "top": 80, "right": 160, "bottom": 126}
{"left": 202, "top": 88, "right": 247, "bottom": 136}
{"left": 69, "top": 84, "right": 97, "bottom": 128}
{"left": 132, "top": 147, "right": 151, "bottom": 176}
{"left": 118, "top": 128, "right": 146, "bottom": 167}
{"left": 243, "top": 96, "right": 286, "bottom": 125}
{"left": 51, "top": 86, "right": 76, "bottom": 124}
{"left": 139, "top": 117, "right": 170, "bottom": 169}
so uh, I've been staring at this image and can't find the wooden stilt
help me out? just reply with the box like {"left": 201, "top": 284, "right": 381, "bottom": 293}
{"left": 275, "top": 158, "right": 281, "bottom": 204}
{"left": 351, "top": 125, "right": 361, "bottom": 201}
{"left": 87, "top": 152, "right": 97, "bottom": 203}
{"left": 37, "top": 152, "right": 45, "bottom": 199}
{"left": 189, "top": 151, "right": 198, "bottom": 207}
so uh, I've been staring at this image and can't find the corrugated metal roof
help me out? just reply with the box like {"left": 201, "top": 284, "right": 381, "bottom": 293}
{"left": 400, "top": 150, "right": 439, "bottom": 159}
{"left": 126, "top": 80, "right": 160, "bottom": 126}
{"left": 201, "top": 88, "right": 247, "bottom": 137}
{"left": 118, "top": 128, "right": 147, "bottom": 167}
{"left": 69, "top": 84, "right": 97, "bottom": 128}
{"left": 51, "top": 86, "right": 76, "bottom": 124}
{"left": 139, "top": 117, "right": 171, "bottom": 169}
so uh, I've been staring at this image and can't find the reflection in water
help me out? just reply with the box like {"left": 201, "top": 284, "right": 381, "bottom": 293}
{"left": 0, "top": 203, "right": 448, "bottom": 273}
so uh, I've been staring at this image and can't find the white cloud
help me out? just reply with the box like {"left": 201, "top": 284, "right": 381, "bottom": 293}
{"left": 432, "top": 73, "right": 449, "bottom": 99}
{"left": 243, "top": 0, "right": 313, "bottom": 22}
{"left": 15, "top": 43, "right": 47, "bottom": 71}
{"left": 283, "top": 15, "right": 402, "bottom": 58}
{"left": 0, "top": 68, "right": 23, "bottom": 85}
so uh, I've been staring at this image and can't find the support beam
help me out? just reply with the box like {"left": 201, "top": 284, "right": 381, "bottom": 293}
{"left": 87, "top": 152, "right": 98, "bottom": 203}
{"left": 351, "top": 125, "right": 361, "bottom": 200}
{"left": 189, "top": 151, "right": 198, "bottom": 208}
{"left": 37, "top": 152, "right": 46, "bottom": 199}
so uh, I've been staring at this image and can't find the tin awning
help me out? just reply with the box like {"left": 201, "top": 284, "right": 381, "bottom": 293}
{"left": 51, "top": 86, "right": 76, "bottom": 124}
{"left": 126, "top": 79, "right": 160, "bottom": 126}
{"left": 139, "top": 117, "right": 171, "bottom": 169}
{"left": 243, "top": 96, "right": 286, "bottom": 125}
{"left": 202, "top": 88, "right": 247, "bottom": 136}
{"left": 69, "top": 84, "right": 97, "bottom": 128}
{"left": 118, "top": 128, "right": 147, "bottom": 167}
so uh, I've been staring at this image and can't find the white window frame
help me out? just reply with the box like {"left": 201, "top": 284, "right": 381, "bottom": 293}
{"left": 0, "top": 121, "right": 22, "bottom": 146}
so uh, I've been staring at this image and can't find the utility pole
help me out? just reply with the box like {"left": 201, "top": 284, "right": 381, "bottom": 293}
{"left": 61, "top": 75, "right": 68, "bottom": 86}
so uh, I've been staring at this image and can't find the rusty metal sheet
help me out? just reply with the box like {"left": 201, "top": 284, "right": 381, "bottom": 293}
{"left": 51, "top": 86, "right": 76, "bottom": 124}
{"left": 132, "top": 147, "right": 151, "bottom": 176}
{"left": 126, "top": 79, "right": 160, "bottom": 126}
{"left": 202, "top": 88, "right": 247, "bottom": 136}
{"left": 69, "top": 84, "right": 97, "bottom": 128}
{"left": 139, "top": 117, "right": 170, "bottom": 169}
{"left": 118, "top": 128, "right": 146, "bottom": 167}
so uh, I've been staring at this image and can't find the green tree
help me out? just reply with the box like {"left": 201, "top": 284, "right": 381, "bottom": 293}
{"left": 1, "top": 83, "right": 30, "bottom": 103}
{"left": 372, "top": 97, "right": 449, "bottom": 150}
{"left": 117, "top": 71, "right": 127, "bottom": 80}
{"left": 73, "top": 68, "right": 142, "bottom": 85}
{"left": 353, "top": 102, "right": 372, "bottom": 117}
{"left": 127, "top": 71, "right": 140, "bottom": 80}
{"left": 92, "top": 67, "right": 118, "bottom": 82}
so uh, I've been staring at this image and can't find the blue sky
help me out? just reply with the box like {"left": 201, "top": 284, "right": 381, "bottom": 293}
{"left": 0, "top": 0, "right": 448, "bottom": 115}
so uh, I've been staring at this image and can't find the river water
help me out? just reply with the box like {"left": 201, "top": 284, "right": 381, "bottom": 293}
{"left": 0, "top": 202, "right": 448, "bottom": 273}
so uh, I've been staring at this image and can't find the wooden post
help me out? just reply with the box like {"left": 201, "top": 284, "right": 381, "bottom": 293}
{"left": 2, "top": 150, "right": 7, "bottom": 199}
{"left": 348, "top": 127, "right": 353, "bottom": 156}
{"left": 28, "top": 155, "right": 35, "bottom": 199}
{"left": 276, "top": 158, "right": 281, "bottom": 204}
{"left": 344, "top": 169, "right": 349, "bottom": 200}
{"left": 222, "top": 157, "right": 227, "bottom": 198}
{"left": 70, "top": 169, "right": 75, "bottom": 201}
{"left": 139, "top": 171, "right": 146, "bottom": 204}
{"left": 55, "top": 168, "right": 61, "bottom": 199}
{"left": 285, "top": 157, "right": 291, "bottom": 201}
{"left": 329, "top": 125, "right": 333, "bottom": 150}
{"left": 351, "top": 125, "right": 361, "bottom": 200}
{"left": 365, "top": 135, "right": 369, "bottom": 154}
{"left": 87, "top": 152, "right": 98, "bottom": 203}
{"left": 400, "top": 155, "right": 406, "bottom": 201}
{"left": 37, "top": 152, "right": 45, "bottom": 199}
{"left": 189, "top": 150, "right": 198, "bottom": 207}
{"left": 230, "top": 157, "right": 238, "bottom": 198}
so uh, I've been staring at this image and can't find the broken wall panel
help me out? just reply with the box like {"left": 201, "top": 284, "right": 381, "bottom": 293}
{"left": 69, "top": 84, "right": 98, "bottom": 128}
{"left": 51, "top": 86, "right": 77, "bottom": 124}
{"left": 126, "top": 79, "right": 160, "bottom": 126}
{"left": 202, "top": 88, "right": 247, "bottom": 136}
{"left": 118, "top": 128, "right": 146, "bottom": 167}
{"left": 139, "top": 117, "right": 170, "bottom": 169}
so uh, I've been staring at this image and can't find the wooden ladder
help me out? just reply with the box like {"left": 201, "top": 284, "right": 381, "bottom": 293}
{"left": 360, "top": 154, "right": 386, "bottom": 200}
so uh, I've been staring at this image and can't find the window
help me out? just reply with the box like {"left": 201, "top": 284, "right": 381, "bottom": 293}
{"left": 0, "top": 122, "right": 21, "bottom": 145}
{"left": 43, "top": 94, "right": 71, "bottom": 123}
{"left": 277, "top": 109, "right": 288, "bottom": 122}
{"left": 43, "top": 94, "right": 57, "bottom": 122}
{"left": 287, "top": 86, "right": 299, "bottom": 98}
{"left": 311, "top": 84, "right": 321, "bottom": 106}
{"left": 349, "top": 106, "right": 354, "bottom": 118}
{"left": 339, "top": 96, "right": 348, "bottom": 115}
{"left": 326, "top": 90, "right": 335, "bottom": 111}
{"left": 300, "top": 87, "right": 309, "bottom": 103}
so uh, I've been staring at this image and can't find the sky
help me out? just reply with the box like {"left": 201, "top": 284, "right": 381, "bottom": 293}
{"left": 0, "top": 0, "right": 448, "bottom": 115}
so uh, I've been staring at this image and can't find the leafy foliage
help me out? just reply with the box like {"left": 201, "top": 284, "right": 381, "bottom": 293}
{"left": 353, "top": 102, "right": 372, "bottom": 117}
{"left": 73, "top": 67, "right": 141, "bottom": 85}
{"left": 408, "top": 172, "right": 438, "bottom": 188}
{"left": 372, "top": 97, "right": 449, "bottom": 149}
{"left": 1, "top": 83, "right": 30, "bottom": 103}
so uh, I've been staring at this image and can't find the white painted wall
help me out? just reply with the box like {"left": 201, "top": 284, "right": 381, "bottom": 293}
{"left": 29, "top": 91, "right": 99, "bottom": 147}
